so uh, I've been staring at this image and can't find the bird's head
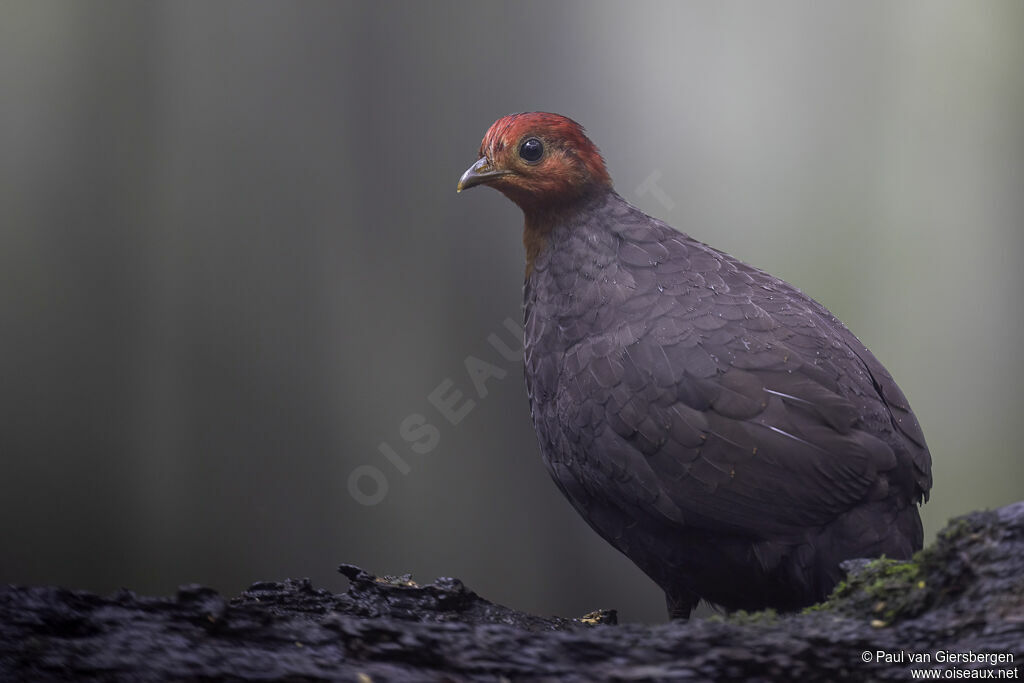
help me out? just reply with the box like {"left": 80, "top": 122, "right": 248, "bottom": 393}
{"left": 457, "top": 113, "right": 612, "bottom": 212}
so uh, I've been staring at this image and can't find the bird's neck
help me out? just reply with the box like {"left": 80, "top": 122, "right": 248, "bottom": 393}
{"left": 521, "top": 189, "right": 627, "bottom": 377}
{"left": 522, "top": 186, "right": 618, "bottom": 278}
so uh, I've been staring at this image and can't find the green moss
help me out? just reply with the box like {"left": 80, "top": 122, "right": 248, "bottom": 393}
{"left": 724, "top": 608, "right": 779, "bottom": 625}
{"left": 804, "top": 554, "right": 932, "bottom": 623}
{"left": 738, "top": 512, "right": 995, "bottom": 623}
{"left": 934, "top": 517, "right": 971, "bottom": 543}
{"left": 801, "top": 600, "right": 831, "bottom": 615}
{"left": 806, "top": 509, "right": 1007, "bottom": 623}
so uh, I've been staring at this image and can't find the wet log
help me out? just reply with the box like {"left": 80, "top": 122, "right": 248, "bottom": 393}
{"left": 2, "top": 503, "right": 1022, "bottom": 681}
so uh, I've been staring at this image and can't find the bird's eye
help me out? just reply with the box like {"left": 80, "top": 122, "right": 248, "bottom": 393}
{"left": 519, "top": 138, "right": 544, "bottom": 163}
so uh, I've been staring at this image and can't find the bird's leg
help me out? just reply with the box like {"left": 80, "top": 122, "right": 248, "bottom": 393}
{"left": 665, "top": 590, "right": 699, "bottom": 620}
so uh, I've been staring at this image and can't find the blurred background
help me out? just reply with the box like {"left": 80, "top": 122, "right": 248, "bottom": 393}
{"left": 1, "top": 0, "right": 1022, "bottom": 623}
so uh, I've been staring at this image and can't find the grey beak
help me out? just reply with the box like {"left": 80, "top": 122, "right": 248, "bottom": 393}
{"left": 457, "top": 157, "right": 510, "bottom": 192}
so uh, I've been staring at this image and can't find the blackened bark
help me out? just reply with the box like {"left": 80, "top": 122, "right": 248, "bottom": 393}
{"left": 2, "top": 503, "right": 1022, "bottom": 682}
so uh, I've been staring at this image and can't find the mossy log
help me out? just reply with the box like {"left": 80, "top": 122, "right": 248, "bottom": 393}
{"left": 2, "top": 503, "right": 1022, "bottom": 681}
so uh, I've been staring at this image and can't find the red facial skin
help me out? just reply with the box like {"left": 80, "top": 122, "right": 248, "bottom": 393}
{"left": 475, "top": 112, "right": 612, "bottom": 212}
{"left": 464, "top": 113, "right": 614, "bottom": 274}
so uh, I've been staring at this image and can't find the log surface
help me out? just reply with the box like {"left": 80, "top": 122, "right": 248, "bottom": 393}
{"left": 2, "top": 503, "right": 1022, "bottom": 681}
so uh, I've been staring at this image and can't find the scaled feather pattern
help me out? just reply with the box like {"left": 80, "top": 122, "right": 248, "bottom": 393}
{"left": 458, "top": 113, "right": 932, "bottom": 619}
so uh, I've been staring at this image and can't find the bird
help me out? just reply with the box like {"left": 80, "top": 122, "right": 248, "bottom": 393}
{"left": 456, "top": 112, "right": 932, "bottom": 620}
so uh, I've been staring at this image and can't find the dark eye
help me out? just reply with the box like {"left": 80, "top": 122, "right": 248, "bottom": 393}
{"left": 519, "top": 137, "right": 544, "bottom": 163}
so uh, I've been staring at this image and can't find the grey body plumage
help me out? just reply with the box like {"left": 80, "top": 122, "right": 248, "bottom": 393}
{"left": 459, "top": 112, "right": 931, "bottom": 619}
{"left": 523, "top": 190, "right": 930, "bottom": 618}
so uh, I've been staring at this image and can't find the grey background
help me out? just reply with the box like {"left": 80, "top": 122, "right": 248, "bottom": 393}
{"left": 2, "top": 1, "right": 1021, "bottom": 623}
